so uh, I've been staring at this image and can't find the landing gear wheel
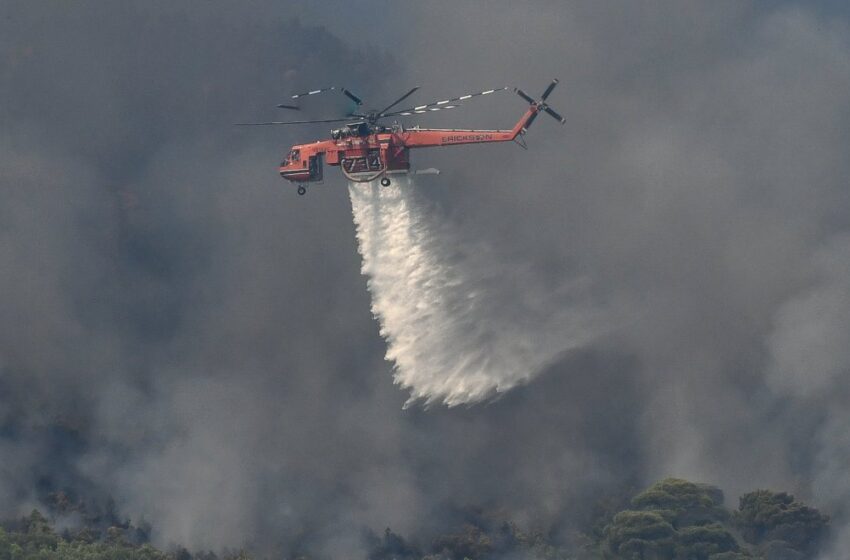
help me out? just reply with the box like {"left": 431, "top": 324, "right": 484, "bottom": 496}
{"left": 380, "top": 177, "right": 391, "bottom": 187}
{"left": 297, "top": 185, "right": 306, "bottom": 196}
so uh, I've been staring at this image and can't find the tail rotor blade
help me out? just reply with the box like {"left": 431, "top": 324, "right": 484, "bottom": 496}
{"left": 515, "top": 79, "right": 565, "bottom": 133}
{"left": 515, "top": 88, "right": 535, "bottom": 104}
{"left": 544, "top": 106, "right": 566, "bottom": 124}
{"left": 540, "top": 78, "right": 559, "bottom": 100}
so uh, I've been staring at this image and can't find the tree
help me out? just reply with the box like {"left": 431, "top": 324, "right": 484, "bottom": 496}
{"left": 632, "top": 479, "right": 728, "bottom": 529}
{"left": 603, "top": 510, "right": 676, "bottom": 559}
{"left": 734, "top": 489, "right": 829, "bottom": 556}
{"left": 675, "top": 524, "right": 740, "bottom": 560}
{"left": 600, "top": 479, "right": 754, "bottom": 560}
{"left": 0, "top": 528, "right": 10, "bottom": 560}
{"left": 431, "top": 524, "right": 493, "bottom": 560}
{"left": 367, "top": 527, "right": 419, "bottom": 560}
{"left": 17, "top": 509, "right": 59, "bottom": 552}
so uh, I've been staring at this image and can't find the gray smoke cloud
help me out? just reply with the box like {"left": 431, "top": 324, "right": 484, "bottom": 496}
{"left": 2, "top": 0, "right": 850, "bottom": 557}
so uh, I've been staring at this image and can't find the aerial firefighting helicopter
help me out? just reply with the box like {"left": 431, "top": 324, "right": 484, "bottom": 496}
{"left": 237, "top": 79, "right": 566, "bottom": 195}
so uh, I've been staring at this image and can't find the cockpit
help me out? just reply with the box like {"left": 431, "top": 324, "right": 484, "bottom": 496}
{"left": 279, "top": 146, "right": 321, "bottom": 182}
{"left": 283, "top": 148, "right": 301, "bottom": 165}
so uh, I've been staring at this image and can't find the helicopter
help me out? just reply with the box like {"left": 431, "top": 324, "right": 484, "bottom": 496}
{"left": 237, "top": 79, "right": 566, "bottom": 195}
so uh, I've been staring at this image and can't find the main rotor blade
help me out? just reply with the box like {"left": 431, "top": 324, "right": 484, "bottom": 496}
{"left": 290, "top": 86, "right": 364, "bottom": 106}
{"left": 524, "top": 111, "right": 539, "bottom": 130}
{"left": 234, "top": 117, "right": 353, "bottom": 126}
{"left": 544, "top": 106, "right": 566, "bottom": 124}
{"left": 290, "top": 86, "right": 336, "bottom": 99}
{"left": 514, "top": 88, "right": 535, "bottom": 104}
{"left": 540, "top": 78, "right": 559, "bottom": 100}
{"left": 378, "top": 86, "right": 420, "bottom": 116}
{"left": 393, "top": 105, "right": 459, "bottom": 116}
{"left": 340, "top": 87, "right": 363, "bottom": 106}
{"left": 384, "top": 87, "right": 509, "bottom": 117}
{"left": 276, "top": 104, "right": 301, "bottom": 110}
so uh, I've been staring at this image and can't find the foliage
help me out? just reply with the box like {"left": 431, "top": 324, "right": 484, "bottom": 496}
{"left": 601, "top": 479, "right": 739, "bottom": 559}
{"left": 631, "top": 478, "right": 728, "bottom": 528}
{"left": 734, "top": 489, "right": 829, "bottom": 556}
{"left": 0, "top": 512, "right": 254, "bottom": 560}
{"left": 674, "top": 523, "right": 740, "bottom": 559}
{"left": 598, "top": 479, "right": 829, "bottom": 560}
{"left": 510, "top": 523, "right": 568, "bottom": 560}
{"left": 366, "top": 528, "right": 420, "bottom": 560}
{"left": 431, "top": 524, "right": 494, "bottom": 560}
{"left": 413, "top": 509, "right": 574, "bottom": 560}
{"left": 603, "top": 510, "right": 676, "bottom": 559}
{"left": 0, "top": 480, "right": 830, "bottom": 560}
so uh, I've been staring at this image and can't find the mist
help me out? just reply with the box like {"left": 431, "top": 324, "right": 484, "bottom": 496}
{"left": 2, "top": 0, "right": 850, "bottom": 558}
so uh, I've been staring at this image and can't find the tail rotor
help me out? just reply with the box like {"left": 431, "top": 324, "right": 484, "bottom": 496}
{"left": 514, "top": 79, "right": 566, "bottom": 131}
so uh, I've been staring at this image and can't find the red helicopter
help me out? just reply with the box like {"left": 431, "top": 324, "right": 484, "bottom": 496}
{"left": 237, "top": 80, "right": 565, "bottom": 195}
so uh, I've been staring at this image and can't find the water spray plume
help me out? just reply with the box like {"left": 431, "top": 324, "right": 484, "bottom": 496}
{"left": 349, "top": 176, "right": 600, "bottom": 407}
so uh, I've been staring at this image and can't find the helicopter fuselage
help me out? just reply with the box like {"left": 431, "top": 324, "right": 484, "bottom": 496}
{"left": 278, "top": 105, "right": 536, "bottom": 186}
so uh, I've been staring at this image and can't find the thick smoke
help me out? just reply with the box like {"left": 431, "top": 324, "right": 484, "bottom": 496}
{"left": 349, "top": 177, "right": 598, "bottom": 406}
{"left": 3, "top": 1, "right": 850, "bottom": 558}
{"left": 766, "top": 235, "right": 850, "bottom": 557}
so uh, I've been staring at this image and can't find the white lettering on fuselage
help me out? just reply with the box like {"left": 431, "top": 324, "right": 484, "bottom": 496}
{"left": 441, "top": 133, "right": 494, "bottom": 144}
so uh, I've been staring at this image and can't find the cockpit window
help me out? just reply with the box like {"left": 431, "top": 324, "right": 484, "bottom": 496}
{"left": 283, "top": 149, "right": 301, "bottom": 165}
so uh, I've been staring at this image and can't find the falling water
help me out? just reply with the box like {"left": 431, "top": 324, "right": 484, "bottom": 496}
{"left": 348, "top": 176, "right": 598, "bottom": 407}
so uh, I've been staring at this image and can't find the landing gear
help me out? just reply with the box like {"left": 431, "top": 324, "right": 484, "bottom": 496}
{"left": 297, "top": 185, "right": 307, "bottom": 196}
{"left": 380, "top": 177, "right": 391, "bottom": 187}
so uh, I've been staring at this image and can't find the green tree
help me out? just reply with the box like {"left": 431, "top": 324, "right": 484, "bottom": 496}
{"left": 603, "top": 510, "right": 676, "bottom": 559}
{"left": 632, "top": 479, "right": 728, "bottom": 529}
{"left": 0, "top": 528, "right": 11, "bottom": 560}
{"left": 675, "top": 524, "right": 740, "bottom": 560}
{"left": 14, "top": 510, "right": 59, "bottom": 553}
{"left": 734, "top": 489, "right": 828, "bottom": 555}
{"left": 599, "top": 479, "right": 758, "bottom": 560}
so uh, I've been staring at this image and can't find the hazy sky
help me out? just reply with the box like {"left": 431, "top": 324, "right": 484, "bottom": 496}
{"left": 2, "top": 1, "right": 850, "bottom": 558}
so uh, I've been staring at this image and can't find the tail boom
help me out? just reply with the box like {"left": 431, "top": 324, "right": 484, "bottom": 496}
{"left": 399, "top": 105, "right": 539, "bottom": 149}
{"left": 398, "top": 78, "right": 564, "bottom": 150}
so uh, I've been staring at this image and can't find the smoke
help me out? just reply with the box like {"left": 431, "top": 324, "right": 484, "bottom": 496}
{"left": 765, "top": 235, "right": 850, "bottom": 557}
{"left": 348, "top": 176, "right": 599, "bottom": 406}
{"left": 767, "top": 236, "right": 850, "bottom": 400}
{"left": 3, "top": 1, "right": 850, "bottom": 557}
